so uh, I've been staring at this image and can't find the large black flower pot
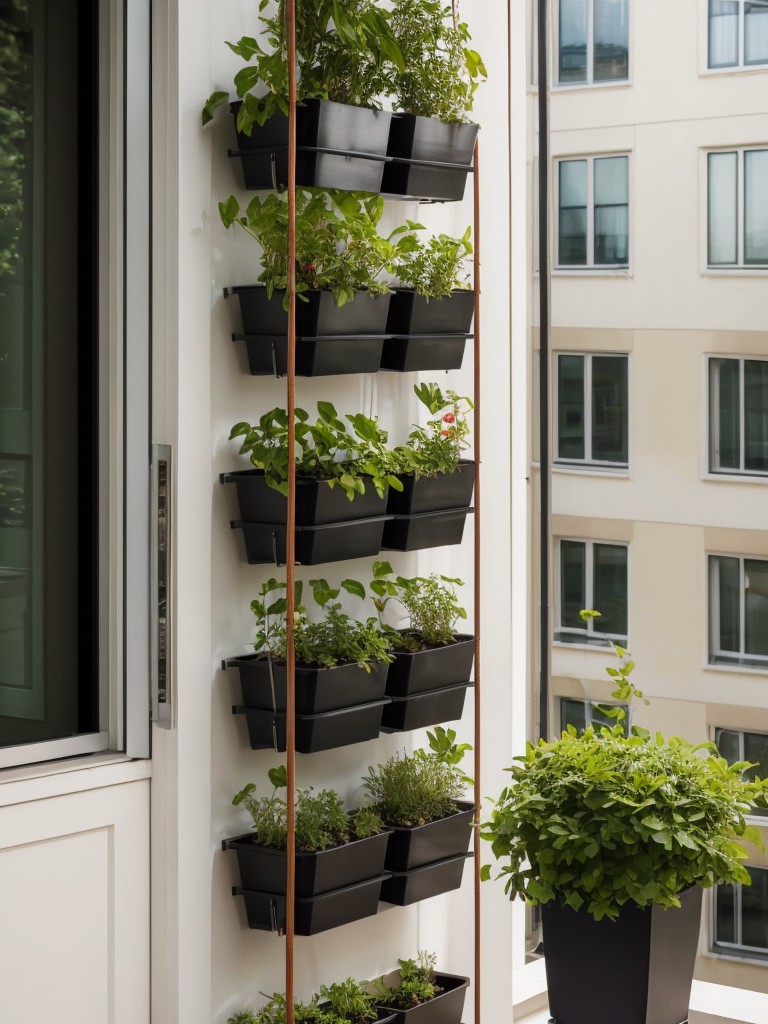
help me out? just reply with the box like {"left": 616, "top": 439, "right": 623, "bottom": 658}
{"left": 541, "top": 886, "right": 703, "bottom": 1024}
{"left": 235, "top": 333, "right": 386, "bottom": 377}
{"left": 227, "top": 287, "right": 392, "bottom": 338}
{"left": 382, "top": 508, "right": 472, "bottom": 552}
{"left": 386, "top": 463, "right": 475, "bottom": 516}
{"left": 376, "top": 973, "right": 469, "bottom": 1024}
{"left": 231, "top": 515, "right": 392, "bottom": 565}
{"left": 230, "top": 99, "right": 392, "bottom": 191}
{"left": 380, "top": 852, "right": 472, "bottom": 906}
{"left": 226, "top": 655, "right": 389, "bottom": 715}
{"left": 224, "top": 826, "right": 392, "bottom": 896}
{"left": 233, "top": 873, "right": 389, "bottom": 935}
{"left": 386, "top": 635, "right": 475, "bottom": 697}
{"left": 383, "top": 115, "right": 478, "bottom": 201}
{"left": 221, "top": 471, "right": 387, "bottom": 526}
{"left": 233, "top": 699, "right": 390, "bottom": 753}
{"left": 384, "top": 801, "right": 474, "bottom": 872}
{"left": 385, "top": 290, "right": 475, "bottom": 336}
{"left": 381, "top": 682, "right": 472, "bottom": 733}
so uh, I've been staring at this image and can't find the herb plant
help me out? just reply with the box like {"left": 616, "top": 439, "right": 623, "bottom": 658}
{"left": 392, "top": 382, "right": 474, "bottom": 479}
{"left": 318, "top": 979, "right": 379, "bottom": 1023}
{"left": 230, "top": 975, "right": 381, "bottom": 1024}
{"left": 374, "top": 952, "right": 442, "bottom": 1009}
{"left": 392, "top": 226, "right": 473, "bottom": 298}
{"left": 367, "top": 561, "right": 468, "bottom": 650}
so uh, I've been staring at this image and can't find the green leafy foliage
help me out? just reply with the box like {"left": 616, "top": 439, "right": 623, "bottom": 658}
{"left": 232, "top": 974, "right": 382, "bottom": 1024}
{"left": 393, "top": 226, "right": 473, "bottom": 298}
{"left": 367, "top": 561, "right": 467, "bottom": 649}
{"left": 318, "top": 978, "right": 379, "bottom": 1023}
{"left": 391, "top": 383, "right": 474, "bottom": 479}
{"left": 374, "top": 952, "right": 442, "bottom": 1009}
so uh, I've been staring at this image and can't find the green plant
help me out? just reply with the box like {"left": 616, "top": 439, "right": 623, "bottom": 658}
{"left": 233, "top": 766, "right": 383, "bottom": 853}
{"left": 250, "top": 577, "right": 393, "bottom": 672}
{"left": 392, "top": 383, "right": 474, "bottom": 479}
{"left": 480, "top": 619, "right": 768, "bottom": 921}
{"left": 393, "top": 226, "right": 473, "bottom": 298}
{"left": 230, "top": 399, "right": 403, "bottom": 500}
{"left": 363, "top": 727, "right": 472, "bottom": 827}
{"left": 318, "top": 978, "right": 378, "bottom": 1023}
{"left": 232, "top": 976, "right": 380, "bottom": 1024}
{"left": 367, "top": 561, "right": 467, "bottom": 650}
{"left": 389, "top": 0, "right": 486, "bottom": 122}
{"left": 374, "top": 952, "right": 442, "bottom": 1009}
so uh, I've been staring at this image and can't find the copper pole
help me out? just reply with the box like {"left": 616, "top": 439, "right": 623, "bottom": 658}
{"left": 472, "top": 140, "right": 482, "bottom": 1024}
{"left": 284, "top": 0, "right": 297, "bottom": 1019}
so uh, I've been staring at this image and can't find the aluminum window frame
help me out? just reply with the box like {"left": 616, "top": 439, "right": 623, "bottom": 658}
{"left": 708, "top": 553, "right": 768, "bottom": 670}
{"left": 708, "top": 355, "right": 768, "bottom": 477}
{"left": 555, "top": 0, "right": 631, "bottom": 88}
{"left": 555, "top": 154, "right": 630, "bottom": 270}
{"left": 713, "top": 865, "right": 768, "bottom": 960}
{"left": 707, "top": 0, "right": 768, "bottom": 71}
{"left": 555, "top": 351, "right": 630, "bottom": 469}
{"left": 706, "top": 147, "right": 768, "bottom": 271}
{"left": 555, "top": 538, "right": 630, "bottom": 646}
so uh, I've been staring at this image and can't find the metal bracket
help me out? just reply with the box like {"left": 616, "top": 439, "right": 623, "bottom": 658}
{"left": 151, "top": 444, "right": 172, "bottom": 727}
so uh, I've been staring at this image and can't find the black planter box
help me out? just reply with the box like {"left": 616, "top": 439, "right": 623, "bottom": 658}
{"left": 386, "top": 635, "right": 475, "bottom": 697}
{"left": 542, "top": 886, "right": 703, "bottom": 1024}
{"left": 231, "top": 515, "right": 391, "bottom": 565}
{"left": 385, "top": 290, "right": 475, "bottom": 336}
{"left": 235, "top": 333, "right": 386, "bottom": 377}
{"left": 381, "top": 682, "right": 472, "bottom": 733}
{"left": 225, "top": 826, "right": 392, "bottom": 897}
{"left": 231, "top": 99, "right": 392, "bottom": 191}
{"left": 376, "top": 973, "right": 469, "bottom": 1024}
{"left": 385, "top": 801, "right": 474, "bottom": 872}
{"left": 387, "top": 463, "right": 475, "bottom": 516}
{"left": 233, "top": 699, "right": 390, "bottom": 753}
{"left": 383, "top": 115, "right": 478, "bottom": 201}
{"left": 380, "top": 334, "right": 468, "bottom": 373}
{"left": 233, "top": 873, "right": 389, "bottom": 935}
{"left": 227, "top": 287, "right": 391, "bottom": 341}
{"left": 221, "top": 471, "right": 387, "bottom": 526}
{"left": 382, "top": 508, "right": 472, "bottom": 552}
{"left": 380, "top": 852, "right": 472, "bottom": 906}
{"left": 227, "top": 655, "right": 389, "bottom": 714}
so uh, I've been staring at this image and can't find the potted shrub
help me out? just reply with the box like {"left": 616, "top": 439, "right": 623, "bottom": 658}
{"left": 363, "top": 728, "right": 474, "bottom": 904}
{"left": 203, "top": 0, "right": 403, "bottom": 191}
{"left": 229, "top": 577, "right": 393, "bottom": 752}
{"left": 373, "top": 952, "right": 469, "bottom": 1024}
{"left": 480, "top": 617, "right": 768, "bottom": 1024}
{"left": 227, "top": 766, "right": 391, "bottom": 935}
{"left": 228, "top": 977, "right": 398, "bottom": 1024}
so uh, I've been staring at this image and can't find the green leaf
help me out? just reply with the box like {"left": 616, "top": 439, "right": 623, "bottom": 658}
{"left": 201, "top": 90, "right": 228, "bottom": 126}
{"left": 219, "top": 195, "right": 241, "bottom": 229}
{"left": 268, "top": 765, "right": 287, "bottom": 789}
{"left": 479, "top": 864, "right": 492, "bottom": 882}
{"left": 341, "top": 579, "right": 366, "bottom": 600}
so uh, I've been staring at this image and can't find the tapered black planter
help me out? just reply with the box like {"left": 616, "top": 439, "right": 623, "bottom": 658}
{"left": 227, "top": 287, "right": 392, "bottom": 338}
{"left": 386, "top": 635, "right": 475, "bottom": 697}
{"left": 381, "top": 682, "right": 472, "bottom": 732}
{"left": 381, "top": 852, "right": 472, "bottom": 906}
{"left": 230, "top": 99, "right": 392, "bottom": 191}
{"left": 231, "top": 515, "right": 392, "bottom": 565}
{"left": 383, "top": 115, "right": 479, "bottom": 201}
{"left": 225, "top": 826, "right": 392, "bottom": 896}
{"left": 387, "top": 462, "right": 475, "bottom": 515}
{"left": 221, "top": 471, "right": 387, "bottom": 526}
{"left": 235, "top": 333, "right": 387, "bottom": 377}
{"left": 226, "top": 655, "right": 389, "bottom": 715}
{"left": 234, "top": 699, "right": 390, "bottom": 753}
{"left": 382, "top": 508, "right": 473, "bottom": 552}
{"left": 386, "top": 290, "right": 475, "bottom": 336}
{"left": 376, "top": 973, "right": 469, "bottom": 1024}
{"left": 542, "top": 886, "right": 703, "bottom": 1024}
{"left": 384, "top": 801, "right": 474, "bottom": 872}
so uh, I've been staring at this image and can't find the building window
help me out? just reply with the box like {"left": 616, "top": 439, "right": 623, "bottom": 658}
{"left": 709, "top": 555, "right": 768, "bottom": 668}
{"left": 708, "top": 0, "right": 768, "bottom": 70}
{"left": 557, "top": 156, "right": 629, "bottom": 268}
{"left": 557, "top": 354, "right": 628, "bottom": 467}
{"left": 709, "top": 358, "right": 768, "bottom": 476}
{"left": 560, "top": 697, "right": 629, "bottom": 735}
{"left": 558, "top": 0, "right": 629, "bottom": 85}
{"left": 708, "top": 149, "right": 768, "bottom": 268}
{"left": 556, "top": 540, "right": 628, "bottom": 645}
{"left": 715, "top": 728, "right": 768, "bottom": 816}
{"left": 715, "top": 866, "right": 768, "bottom": 958}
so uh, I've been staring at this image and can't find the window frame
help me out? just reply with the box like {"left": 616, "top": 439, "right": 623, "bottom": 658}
{"left": 706, "top": 0, "right": 768, "bottom": 72}
{"left": 714, "top": 726, "right": 768, "bottom": 816}
{"left": 555, "top": 0, "right": 631, "bottom": 89}
{"left": 559, "top": 697, "right": 630, "bottom": 735}
{"left": 708, "top": 355, "right": 768, "bottom": 478}
{"left": 555, "top": 538, "right": 629, "bottom": 646}
{"left": 555, "top": 352, "right": 630, "bottom": 470}
{"left": 555, "top": 153, "right": 631, "bottom": 270}
{"left": 705, "top": 147, "right": 768, "bottom": 272}
{"left": 713, "top": 864, "right": 768, "bottom": 960}
{"left": 708, "top": 553, "right": 768, "bottom": 670}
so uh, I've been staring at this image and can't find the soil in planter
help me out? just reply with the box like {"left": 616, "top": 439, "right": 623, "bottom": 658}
{"left": 376, "top": 973, "right": 469, "bottom": 1024}
{"left": 231, "top": 515, "right": 392, "bottom": 565}
{"left": 233, "top": 699, "right": 390, "bottom": 753}
{"left": 381, "top": 682, "right": 472, "bottom": 732}
{"left": 385, "top": 634, "right": 475, "bottom": 696}
{"left": 383, "top": 115, "right": 478, "bottom": 201}
{"left": 380, "top": 852, "right": 472, "bottom": 906}
{"left": 384, "top": 801, "right": 475, "bottom": 872}
{"left": 386, "top": 462, "right": 475, "bottom": 516}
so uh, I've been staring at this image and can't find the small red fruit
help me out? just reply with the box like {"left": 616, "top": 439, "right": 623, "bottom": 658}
{"left": 440, "top": 429, "right": 450, "bottom": 437}
{"left": 442, "top": 412, "right": 456, "bottom": 423}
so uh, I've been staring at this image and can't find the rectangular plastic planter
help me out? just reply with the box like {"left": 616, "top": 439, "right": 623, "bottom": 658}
{"left": 376, "top": 973, "right": 469, "bottom": 1024}
{"left": 383, "top": 115, "right": 478, "bottom": 201}
{"left": 221, "top": 471, "right": 387, "bottom": 526}
{"left": 233, "top": 699, "right": 390, "bottom": 753}
{"left": 235, "top": 333, "right": 386, "bottom": 377}
{"left": 385, "top": 635, "right": 475, "bottom": 697}
{"left": 231, "top": 515, "right": 392, "bottom": 565}
{"left": 382, "top": 508, "right": 472, "bottom": 552}
{"left": 385, "top": 290, "right": 475, "bottom": 336}
{"left": 230, "top": 99, "right": 392, "bottom": 191}
{"left": 380, "top": 334, "right": 468, "bottom": 373}
{"left": 380, "top": 852, "right": 473, "bottom": 906}
{"left": 384, "top": 801, "right": 474, "bottom": 872}
{"left": 226, "top": 655, "right": 389, "bottom": 715}
{"left": 386, "top": 462, "right": 475, "bottom": 516}
{"left": 233, "top": 873, "right": 389, "bottom": 935}
{"left": 381, "top": 682, "right": 472, "bottom": 733}
{"left": 224, "top": 826, "right": 392, "bottom": 896}
{"left": 226, "top": 287, "right": 391, "bottom": 341}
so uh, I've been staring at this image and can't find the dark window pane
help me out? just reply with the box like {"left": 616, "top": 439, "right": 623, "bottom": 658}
{"left": 744, "top": 150, "right": 768, "bottom": 265}
{"left": 593, "top": 543, "right": 627, "bottom": 637}
{"left": 743, "top": 732, "right": 768, "bottom": 782}
{"left": 558, "top": 355, "right": 585, "bottom": 459}
{"left": 593, "top": 0, "right": 629, "bottom": 81}
{"left": 745, "top": 1, "right": 768, "bottom": 65}
{"left": 559, "top": 161, "right": 588, "bottom": 265}
{"left": 560, "top": 698, "right": 587, "bottom": 734}
{"left": 708, "top": 152, "right": 738, "bottom": 264}
{"left": 745, "top": 559, "right": 768, "bottom": 658}
{"left": 559, "top": 0, "right": 587, "bottom": 83}
{"left": 741, "top": 868, "right": 768, "bottom": 949}
{"left": 744, "top": 360, "right": 768, "bottom": 472}
{"left": 709, "top": 0, "right": 739, "bottom": 67}
{"left": 715, "top": 556, "right": 741, "bottom": 653}
{"left": 716, "top": 883, "right": 737, "bottom": 944}
{"left": 561, "top": 540, "right": 586, "bottom": 629}
{"left": 710, "top": 358, "right": 740, "bottom": 471}
{"left": 591, "top": 356, "right": 628, "bottom": 463}
{"left": 716, "top": 728, "right": 742, "bottom": 765}
{"left": 594, "top": 157, "right": 628, "bottom": 264}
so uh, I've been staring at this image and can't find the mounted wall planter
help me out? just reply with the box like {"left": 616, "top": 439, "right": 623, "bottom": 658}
{"left": 380, "top": 852, "right": 473, "bottom": 906}
{"left": 233, "top": 698, "right": 390, "bottom": 753}
{"left": 382, "top": 507, "right": 473, "bottom": 552}
{"left": 386, "top": 462, "right": 475, "bottom": 516}
{"left": 221, "top": 471, "right": 387, "bottom": 526}
{"left": 380, "top": 291, "right": 475, "bottom": 373}
{"left": 383, "top": 115, "right": 478, "bottom": 201}
{"left": 376, "top": 973, "right": 470, "bottom": 1024}
{"left": 384, "top": 801, "right": 474, "bottom": 872}
{"left": 385, "top": 635, "right": 476, "bottom": 697}
{"left": 231, "top": 515, "right": 392, "bottom": 565}
{"left": 541, "top": 886, "right": 703, "bottom": 1024}
{"left": 230, "top": 99, "right": 392, "bottom": 191}
{"left": 381, "top": 682, "right": 472, "bottom": 733}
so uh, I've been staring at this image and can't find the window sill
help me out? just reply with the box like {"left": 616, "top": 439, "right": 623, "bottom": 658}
{"left": 700, "top": 65, "right": 768, "bottom": 78}
{"left": 704, "top": 661, "right": 768, "bottom": 677}
{"left": 702, "top": 267, "right": 768, "bottom": 277}
{"left": 0, "top": 753, "right": 151, "bottom": 808}
{"left": 553, "top": 463, "right": 630, "bottom": 479}
{"left": 553, "top": 79, "right": 631, "bottom": 92}
{"left": 553, "top": 637, "right": 626, "bottom": 651}
{"left": 703, "top": 472, "right": 768, "bottom": 485}
{"left": 553, "top": 267, "right": 631, "bottom": 277}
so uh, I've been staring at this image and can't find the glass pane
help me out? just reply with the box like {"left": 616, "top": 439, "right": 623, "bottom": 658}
{"left": 715, "top": 883, "right": 737, "bottom": 944}
{"left": 743, "top": 733, "right": 768, "bottom": 782}
{"left": 745, "top": 559, "right": 768, "bottom": 658}
{"left": 709, "top": 0, "right": 739, "bottom": 67}
{"left": 594, "top": 157, "right": 628, "bottom": 265}
{"left": 741, "top": 868, "right": 768, "bottom": 949}
{"left": 714, "top": 556, "right": 741, "bottom": 653}
{"left": 557, "top": 355, "right": 585, "bottom": 459}
{"left": 560, "top": 698, "right": 587, "bottom": 734}
{"left": 559, "top": 161, "right": 588, "bottom": 265}
{"left": 593, "top": 0, "right": 629, "bottom": 81}
{"left": 591, "top": 356, "right": 628, "bottom": 463}
{"left": 744, "top": 150, "right": 768, "bottom": 264}
{"left": 715, "top": 728, "right": 742, "bottom": 765}
{"left": 708, "top": 152, "right": 738, "bottom": 264}
{"left": 710, "top": 358, "right": 740, "bottom": 470}
{"left": 593, "top": 543, "right": 627, "bottom": 637}
{"left": 744, "top": 360, "right": 768, "bottom": 472}
{"left": 745, "top": 1, "right": 768, "bottom": 64}
{"left": 561, "top": 540, "right": 586, "bottom": 629}
{"left": 559, "top": 0, "right": 588, "bottom": 83}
